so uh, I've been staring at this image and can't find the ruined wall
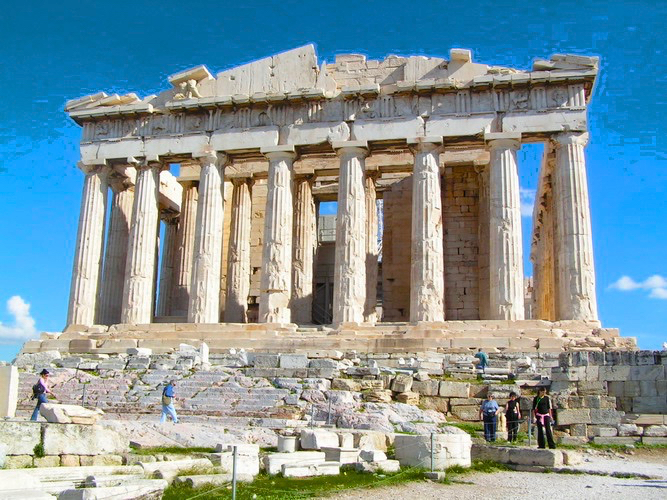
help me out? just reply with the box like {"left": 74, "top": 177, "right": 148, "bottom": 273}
{"left": 382, "top": 177, "right": 412, "bottom": 321}
{"left": 249, "top": 179, "right": 267, "bottom": 303}
{"left": 443, "top": 165, "right": 479, "bottom": 320}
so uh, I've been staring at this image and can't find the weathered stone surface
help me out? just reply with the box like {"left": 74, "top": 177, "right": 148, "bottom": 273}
{"left": 300, "top": 429, "right": 339, "bottom": 450}
{"left": 394, "top": 432, "right": 471, "bottom": 469}
{"left": 209, "top": 452, "right": 259, "bottom": 475}
{"left": 359, "top": 449, "right": 387, "bottom": 462}
{"left": 0, "top": 422, "right": 41, "bottom": 455}
{"left": 321, "top": 446, "right": 360, "bottom": 465}
{"left": 556, "top": 409, "right": 591, "bottom": 425}
{"left": 332, "top": 378, "right": 362, "bottom": 391}
{"left": 280, "top": 354, "right": 309, "bottom": 369}
{"left": 277, "top": 436, "right": 298, "bottom": 453}
{"left": 643, "top": 425, "right": 667, "bottom": 437}
{"left": 395, "top": 392, "right": 419, "bottom": 405}
{"left": 363, "top": 389, "right": 392, "bottom": 403}
{"left": 43, "top": 424, "right": 127, "bottom": 456}
{"left": 264, "top": 451, "right": 325, "bottom": 475}
{"left": 33, "top": 455, "right": 60, "bottom": 468}
{"left": 472, "top": 444, "right": 563, "bottom": 467}
{"left": 282, "top": 460, "right": 340, "bottom": 478}
{"left": 40, "top": 403, "right": 104, "bottom": 425}
{"left": 391, "top": 374, "right": 413, "bottom": 393}
{"left": 439, "top": 381, "right": 470, "bottom": 398}
{"left": 141, "top": 458, "right": 213, "bottom": 483}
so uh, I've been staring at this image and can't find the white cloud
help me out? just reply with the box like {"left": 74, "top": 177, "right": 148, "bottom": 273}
{"left": 0, "top": 296, "right": 38, "bottom": 343}
{"left": 609, "top": 276, "right": 642, "bottom": 291}
{"left": 649, "top": 288, "right": 667, "bottom": 300}
{"left": 520, "top": 188, "right": 536, "bottom": 218}
{"left": 609, "top": 275, "right": 667, "bottom": 300}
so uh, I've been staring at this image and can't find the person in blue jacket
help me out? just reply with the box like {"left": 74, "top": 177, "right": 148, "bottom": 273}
{"left": 160, "top": 380, "right": 179, "bottom": 424}
{"left": 479, "top": 393, "right": 500, "bottom": 441}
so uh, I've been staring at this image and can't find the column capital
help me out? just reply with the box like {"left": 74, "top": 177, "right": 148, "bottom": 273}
{"left": 407, "top": 137, "right": 442, "bottom": 154}
{"left": 77, "top": 160, "right": 109, "bottom": 175}
{"left": 552, "top": 131, "right": 589, "bottom": 147}
{"left": 193, "top": 149, "right": 227, "bottom": 167}
{"left": 485, "top": 132, "right": 521, "bottom": 150}
{"left": 127, "top": 156, "right": 163, "bottom": 171}
{"left": 332, "top": 140, "right": 368, "bottom": 153}
{"left": 261, "top": 145, "right": 297, "bottom": 161}
{"left": 230, "top": 175, "right": 254, "bottom": 187}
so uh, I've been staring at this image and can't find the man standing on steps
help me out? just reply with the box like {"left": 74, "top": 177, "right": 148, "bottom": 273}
{"left": 474, "top": 348, "right": 488, "bottom": 374}
{"left": 160, "top": 380, "right": 180, "bottom": 424}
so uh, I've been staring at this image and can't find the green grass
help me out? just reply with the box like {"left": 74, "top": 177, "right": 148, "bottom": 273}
{"left": 162, "top": 468, "right": 429, "bottom": 500}
{"left": 129, "top": 445, "right": 216, "bottom": 456}
{"left": 33, "top": 443, "right": 45, "bottom": 458}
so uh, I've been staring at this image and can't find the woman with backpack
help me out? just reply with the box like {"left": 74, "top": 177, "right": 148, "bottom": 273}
{"left": 31, "top": 369, "right": 56, "bottom": 421}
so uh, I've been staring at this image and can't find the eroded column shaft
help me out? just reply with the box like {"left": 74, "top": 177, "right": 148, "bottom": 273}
{"left": 553, "top": 132, "right": 598, "bottom": 320}
{"left": 333, "top": 144, "right": 367, "bottom": 324}
{"left": 410, "top": 142, "right": 445, "bottom": 322}
{"left": 225, "top": 179, "right": 252, "bottom": 323}
{"left": 67, "top": 164, "right": 109, "bottom": 326}
{"left": 188, "top": 152, "right": 225, "bottom": 323}
{"left": 364, "top": 174, "right": 379, "bottom": 323}
{"left": 97, "top": 183, "right": 133, "bottom": 325}
{"left": 291, "top": 177, "right": 316, "bottom": 324}
{"left": 170, "top": 181, "right": 198, "bottom": 317}
{"left": 121, "top": 162, "right": 160, "bottom": 324}
{"left": 259, "top": 149, "right": 296, "bottom": 323}
{"left": 488, "top": 138, "right": 525, "bottom": 320}
{"left": 156, "top": 218, "right": 178, "bottom": 317}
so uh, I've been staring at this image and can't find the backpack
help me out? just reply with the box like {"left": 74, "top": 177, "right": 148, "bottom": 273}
{"left": 32, "top": 381, "right": 46, "bottom": 399}
{"left": 161, "top": 386, "right": 172, "bottom": 406}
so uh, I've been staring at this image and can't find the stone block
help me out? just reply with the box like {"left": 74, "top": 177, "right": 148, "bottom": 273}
{"left": 69, "top": 339, "right": 97, "bottom": 353}
{"left": 558, "top": 436, "right": 588, "bottom": 446}
{"left": 412, "top": 379, "right": 440, "bottom": 396}
{"left": 176, "top": 473, "right": 253, "bottom": 487}
{"left": 0, "top": 442, "right": 5, "bottom": 469}
{"left": 569, "top": 424, "right": 588, "bottom": 437}
{"left": 264, "top": 451, "right": 325, "bottom": 475}
{"left": 282, "top": 460, "right": 340, "bottom": 478}
{"left": 591, "top": 436, "right": 640, "bottom": 445}
{"left": 214, "top": 443, "right": 260, "bottom": 455}
{"left": 321, "top": 446, "right": 360, "bottom": 465}
{"left": 339, "top": 433, "right": 354, "bottom": 448}
{"left": 451, "top": 405, "right": 480, "bottom": 421}
{"left": 508, "top": 448, "right": 563, "bottom": 467}
{"left": 617, "top": 424, "right": 642, "bottom": 436}
{"left": 359, "top": 449, "right": 387, "bottom": 462}
{"left": 331, "top": 378, "right": 361, "bottom": 391}
{"left": 590, "top": 409, "right": 622, "bottom": 426}
{"left": 253, "top": 354, "right": 280, "bottom": 368}
{"left": 40, "top": 403, "right": 104, "bottom": 425}
{"left": 43, "top": 423, "right": 127, "bottom": 455}
{"left": 33, "top": 455, "right": 61, "bottom": 467}
{"left": 391, "top": 374, "right": 413, "bottom": 393}
{"left": 394, "top": 433, "right": 472, "bottom": 468}
{"left": 59, "top": 480, "right": 169, "bottom": 499}
{"left": 577, "top": 381, "right": 606, "bottom": 395}
{"left": 4, "top": 455, "right": 32, "bottom": 468}
{"left": 0, "top": 365, "right": 19, "bottom": 418}
{"left": 639, "top": 380, "right": 658, "bottom": 396}
{"left": 438, "top": 381, "right": 470, "bottom": 398}
{"left": 277, "top": 436, "right": 298, "bottom": 453}
{"left": 127, "top": 347, "right": 152, "bottom": 356}
{"left": 209, "top": 452, "right": 260, "bottom": 475}
{"left": 630, "top": 365, "right": 664, "bottom": 381}
{"left": 633, "top": 397, "right": 667, "bottom": 413}
{"left": 643, "top": 425, "right": 667, "bottom": 437}
{"left": 280, "top": 354, "right": 309, "bottom": 369}
{"left": 589, "top": 426, "right": 617, "bottom": 437}
{"left": 420, "top": 396, "right": 448, "bottom": 414}
{"left": 141, "top": 458, "right": 213, "bottom": 483}
{"left": 556, "top": 409, "right": 591, "bottom": 425}
{"left": 61, "top": 455, "right": 80, "bottom": 466}
{"left": 300, "top": 429, "right": 339, "bottom": 450}
{"left": 354, "top": 431, "right": 387, "bottom": 451}
{"left": 396, "top": 392, "right": 419, "bottom": 405}
{"left": 309, "top": 359, "right": 338, "bottom": 368}
{"left": 561, "top": 450, "right": 583, "bottom": 465}
{"left": 79, "top": 454, "right": 124, "bottom": 466}
{"left": 0, "top": 421, "right": 41, "bottom": 455}
{"left": 642, "top": 436, "right": 667, "bottom": 445}
{"left": 363, "top": 389, "right": 392, "bottom": 403}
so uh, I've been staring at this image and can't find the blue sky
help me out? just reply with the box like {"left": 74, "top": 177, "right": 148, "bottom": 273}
{"left": 0, "top": 1, "right": 665, "bottom": 360}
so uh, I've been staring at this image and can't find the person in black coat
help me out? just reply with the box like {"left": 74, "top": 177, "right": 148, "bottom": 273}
{"left": 532, "top": 387, "right": 556, "bottom": 449}
{"left": 505, "top": 391, "right": 521, "bottom": 442}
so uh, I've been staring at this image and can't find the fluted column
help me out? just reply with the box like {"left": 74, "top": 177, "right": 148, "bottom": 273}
{"left": 486, "top": 133, "right": 525, "bottom": 320}
{"left": 408, "top": 138, "right": 445, "bottom": 322}
{"left": 188, "top": 151, "right": 225, "bottom": 323}
{"left": 170, "top": 180, "right": 198, "bottom": 317}
{"left": 259, "top": 146, "right": 296, "bottom": 323}
{"left": 553, "top": 132, "right": 598, "bottom": 320}
{"left": 97, "top": 179, "right": 134, "bottom": 325}
{"left": 156, "top": 216, "right": 178, "bottom": 317}
{"left": 332, "top": 141, "right": 368, "bottom": 324}
{"left": 225, "top": 178, "right": 252, "bottom": 323}
{"left": 364, "top": 172, "right": 379, "bottom": 323}
{"left": 67, "top": 162, "right": 109, "bottom": 326}
{"left": 476, "top": 163, "right": 490, "bottom": 319}
{"left": 291, "top": 176, "right": 316, "bottom": 324}
{"left": 121, "top": 160, "right": 161, "bottom": 324}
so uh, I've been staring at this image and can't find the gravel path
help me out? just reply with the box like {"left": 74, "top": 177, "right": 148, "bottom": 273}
{"left": 323, "top": 470, "right": 667, "bottom": 499}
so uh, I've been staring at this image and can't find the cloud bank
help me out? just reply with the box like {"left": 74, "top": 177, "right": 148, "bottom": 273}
{"left": 520, "top": 188, "right": 536, "bottom": 217}
{"left": 0, "top": 296, "right": 38, "bottom": 343}
{"left": 609, "top": 275, "right": 667, "bottom": 300}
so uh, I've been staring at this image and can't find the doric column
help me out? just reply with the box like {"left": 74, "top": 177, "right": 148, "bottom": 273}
{"left": 259, "top": 146, "right": 296, "bottom": 323}
{"left": 486, "top": 132, "right": 525, "bottom": 320}
{"left": 121, "top": 159, "right": 161, "bottom": 324}
{"left": 66, "top": 162, "right": 109, "bottom": 326}
{"left": 332, "top": 141, "right": 368, "bottom": 324}
{"left": 156, "top": 216, "right": 178, "bottom": 317}
{"left": 170, "top": 180, "right": 198, "bottom": 317}
{"left": 408, "top": 138, "right": 445, "bottom": 323}
{"left": 188, "top": 151, "right": 225, "bottom": 323}
{"left": 225, "top": 178, "right": 252, "bottom": 323}
{"left": 552, "top": 132, "right": 598, "bottom": 320}
{"left": 97, "top": 179, "right": 134, "bottom": 325}
{"left": 291, "top": 176, "right": 317, "bottom": 324}
{"left": 364, "top": 172, "right": 379, "bottom": 323}
{"left": 476, "top": 163, "right": 490, "bottom": 319}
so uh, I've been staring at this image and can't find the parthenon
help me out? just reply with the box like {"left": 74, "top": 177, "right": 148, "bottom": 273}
{"left": 50, "top": 45, "right": 628, "bottom": 354}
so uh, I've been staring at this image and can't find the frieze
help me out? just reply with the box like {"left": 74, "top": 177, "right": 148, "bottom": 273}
{"left": 79, "top": 84, "right": 585, "bottom": 144}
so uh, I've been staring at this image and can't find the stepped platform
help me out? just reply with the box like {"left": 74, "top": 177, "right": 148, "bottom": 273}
{"left": 21, "top": 320, "right": 634, "bottom": 356}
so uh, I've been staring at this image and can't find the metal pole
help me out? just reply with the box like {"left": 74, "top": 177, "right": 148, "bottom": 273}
{"left": 232, "top": 445, "right": 237, "bottom": 500}
{"left": 430, "top": 432, "right": 434, "bottom": 472}
{"left": 528, "top": 416, "right": 532, "bottom": 447}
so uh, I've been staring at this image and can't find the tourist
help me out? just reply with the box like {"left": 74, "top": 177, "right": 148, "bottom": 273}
{"left": 160, "top": 380, "right": 180, "bottom": 424}
{"left": 479, "top": 393, "right": 500, "bottom": 442}
{"left": 532, "top": 387, "right": 556, "bottom": 449}
{"left": 31, "top": 369, "right": 56, "bottom": 421}
{"left": 505, "top": 391, "right": 521, "bottom": 442}
{"left": 474, "top": 348, "right": 488, "bottom": 373}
